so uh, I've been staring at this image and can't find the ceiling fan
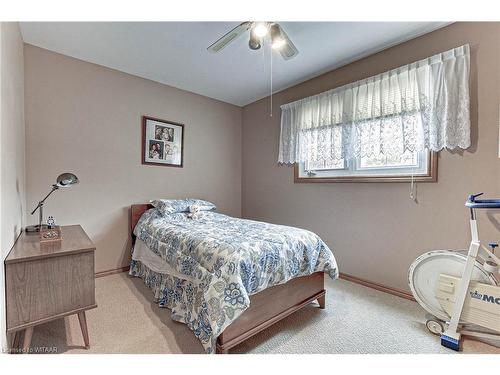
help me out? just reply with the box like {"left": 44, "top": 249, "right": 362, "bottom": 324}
{"left": 207, "top": 22, "right": 299, "bottom": 60}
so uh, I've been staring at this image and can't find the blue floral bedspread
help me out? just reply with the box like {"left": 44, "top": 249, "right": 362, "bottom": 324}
{"left": 129, "top": 209, "right": 338, "bottom": 353}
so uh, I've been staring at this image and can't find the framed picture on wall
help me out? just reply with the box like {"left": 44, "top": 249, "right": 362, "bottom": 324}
{"left": 142, "top": 116, "right": 184, "bottom": 167}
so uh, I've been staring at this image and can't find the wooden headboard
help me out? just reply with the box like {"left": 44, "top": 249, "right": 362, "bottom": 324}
{"left": 131, "top": 204, "right": 153, "bottom": 240}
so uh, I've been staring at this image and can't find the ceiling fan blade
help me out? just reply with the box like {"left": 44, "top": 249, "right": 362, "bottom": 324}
{"left": 278, "top": 26, "right": 299, "bottom": 60}
{"left": 207, "top": 22, "right": 252, "bottom": 53}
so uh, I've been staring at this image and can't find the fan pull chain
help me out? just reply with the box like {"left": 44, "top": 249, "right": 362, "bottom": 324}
{"left": 410, "top": 169, "right": 417, "bottom": 201}
{"left": 270, "top": 47, "right": 273, "bottom": 117}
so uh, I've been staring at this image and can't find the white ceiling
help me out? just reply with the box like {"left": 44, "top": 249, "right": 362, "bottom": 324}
{"left": 20, "top": 22, "right": 450, "bottom": 106}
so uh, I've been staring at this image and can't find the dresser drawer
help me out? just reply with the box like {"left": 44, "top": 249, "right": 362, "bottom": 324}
{"left": 6, "top": 251, "right": 95, "bottom": 331}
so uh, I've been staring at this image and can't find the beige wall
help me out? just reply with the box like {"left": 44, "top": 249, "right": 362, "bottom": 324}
{"left": 0, "top": 22, "right": 26, "bottom": 351}
{"left": 24, "top": 45, "right": 242, "bottom": 273}
{"left": 242, "top": 22, "right": 500, "bottom": 291}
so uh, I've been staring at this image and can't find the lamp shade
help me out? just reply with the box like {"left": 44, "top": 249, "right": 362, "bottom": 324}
{"left": 55, "top": 173, "right": 79, "bottom": 188}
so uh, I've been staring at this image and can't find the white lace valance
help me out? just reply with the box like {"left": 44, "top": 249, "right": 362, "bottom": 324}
{"left": 278, "top": 44, "right": 471, "bottom": 164}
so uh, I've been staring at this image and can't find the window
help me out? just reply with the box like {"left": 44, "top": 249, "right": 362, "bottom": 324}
{"left": 296, "top": 149, "right": 436, "bottom": 183}
{"left": 295, "top": 113, "right": 437, "bottom": 182}
{"left": 279, "top": 45, "right": 470, "bottom": 184}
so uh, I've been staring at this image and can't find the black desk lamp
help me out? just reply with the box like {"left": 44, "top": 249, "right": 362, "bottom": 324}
{"left": 26, "top": 173, "right": 79, "bottom": 232}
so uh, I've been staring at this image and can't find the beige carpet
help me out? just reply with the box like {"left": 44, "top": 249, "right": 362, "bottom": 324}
{"left": 27, "top": 272, "right": 499, "bottom": 354}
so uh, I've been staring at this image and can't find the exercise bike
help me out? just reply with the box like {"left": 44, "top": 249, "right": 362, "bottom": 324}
{"left": 408, "top": 193, "right": 500, "bottom": 351}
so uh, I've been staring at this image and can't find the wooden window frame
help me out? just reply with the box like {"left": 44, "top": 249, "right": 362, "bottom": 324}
{"left": 294, "top": 151, "right": 438, "bottom": 183}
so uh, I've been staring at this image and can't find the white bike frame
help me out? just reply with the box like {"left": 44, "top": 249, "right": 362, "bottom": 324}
{"left": 442, "top": 211, "right": 500, "bottom": 346}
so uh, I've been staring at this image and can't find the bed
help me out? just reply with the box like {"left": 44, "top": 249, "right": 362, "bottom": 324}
{"left": 129, "top": 200, "right": 338, "bottom": 353}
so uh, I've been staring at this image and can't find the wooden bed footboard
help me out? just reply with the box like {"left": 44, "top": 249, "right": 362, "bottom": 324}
{"left": 130, "top": 204, "right": 327, "bottom": 354}
{"left": 216, "top": 272, "right": 325, "bottom": 354}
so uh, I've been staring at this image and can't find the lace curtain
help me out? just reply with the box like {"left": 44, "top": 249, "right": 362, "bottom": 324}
{"left": 278, "top": 44, "right": 471, "bottom": 165}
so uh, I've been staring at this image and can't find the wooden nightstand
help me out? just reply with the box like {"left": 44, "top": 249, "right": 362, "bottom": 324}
{"left": 5, "top": 225, "right": 97, "bottom": 352}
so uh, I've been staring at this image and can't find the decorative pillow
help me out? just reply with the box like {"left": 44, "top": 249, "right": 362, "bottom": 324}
{"left": 150, "top": 198, "right": 216, "bottom": 215}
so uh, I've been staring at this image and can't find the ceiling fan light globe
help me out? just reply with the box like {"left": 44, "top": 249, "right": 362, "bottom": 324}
{"left": 252, "top": 23, "right": 268, "bottom": 38}
{"left": 270, "top": 23, "right": 286, "bottom": 50}
{"left": 249, "top": 39, "right": 262, "bottom": 50}
{"left": 272, "top": 38, "right": 286, "bottom": 50}
{"left": 249, "top": 32, "right": 263, "bottom": 50}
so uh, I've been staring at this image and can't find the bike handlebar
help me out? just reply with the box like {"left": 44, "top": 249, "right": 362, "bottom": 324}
{"left": 466, "top": 193, "right": 500, "bottom": 209}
